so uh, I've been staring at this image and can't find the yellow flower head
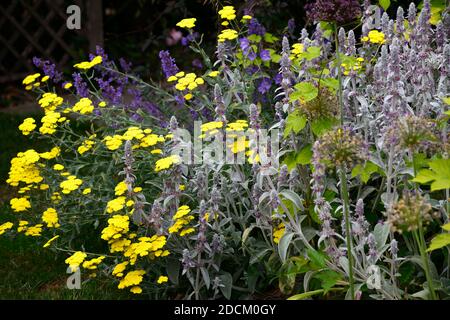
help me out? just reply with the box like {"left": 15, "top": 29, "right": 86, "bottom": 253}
{"left": 176, "top": 18, "right": 197, "bottom": 29}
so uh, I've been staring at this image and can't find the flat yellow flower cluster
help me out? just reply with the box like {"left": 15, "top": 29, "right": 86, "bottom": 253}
{"left": 73, "top": 55, "right": 103, "bottom": 70}
{"left": 77, "top": 134, "right": 96, "bottom": 154}
{"left": 218, "top": 6, "right": 236, "bottom": 21}
{"left": 106, "top": 196, "right": 134, "bottom": 213}
{"left": 101, "top": 215, "right": 130, "bottom": 242}
{"left": 273, "top": 222, "right": 285, "bottom": 244}
{"left": 0, "top": 222, "right": 13, "bottom": 235}
{"left": 42, "top": 208, "right": 60, "bottom": 228}
{"left": 7, "top": 149, "right": 43, "bottom": 187}
{"left": 169, "top": 205, "right": 195, "bottom": 236}
{"left": 103, "top": 127, "right": 164, "bottom": 151}
{"left": 60, "top": 175, "right": 83, "bottom": 194}
{"left": 38, "top": 93, "right": 63, "bottom": 112}
{"left": 155, "top": 154, "right": 180, "bottom": 172}
{"left": 362, "top": 30, "right": 386, "bottom": 44}
{"left": 10, "top": 197, "right": 31, "bottom": 212}
{"left": 18, "top": 118, "right": 36, "bottom": 136}
{"left": 290, "top": 43, "right": 305, "bottom": 60}
{"left": 65, "top": 251, "right": 88, "bottom": 272}
{"left": 72, "top": 97, "right": 94, "bottom": 115}
{"left": 123, "top": 235, "right": 168, "bottom": 264}
{"left": 176, "top": 17, "right": 196, "bottom": 29}
{"left": 167, "top": 71, "right": 205, "bottom": 100}
{"left": 22, "top": 73, "right": 49, "bottom": 90}
{"left": 82, "top": 256, "right": 105, "bottom": 270}
{"left": 17, "top": 221, "right": 43, "bottom": 237}
{"left": 218, "top": 29, "right": 238, "bottom": 42}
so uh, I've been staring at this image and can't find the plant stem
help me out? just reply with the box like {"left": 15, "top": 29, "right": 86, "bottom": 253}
{"left": 339, "top": 166, "right": 355, "bottom": 299}
{"left": 413, "top": 227, "right": 437, "bottom": 300}
{"left": 334, "top": 23, "right": 344, "bottom": 126}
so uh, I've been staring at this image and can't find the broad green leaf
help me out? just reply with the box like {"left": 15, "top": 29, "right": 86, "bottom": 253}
{"left": 442, "top": 97, "right": 450, "bottom": 105}
{"left": 296, "top": 145, "right": 313, "bottom": 165}
{"left": 288, "top": 289, "right": 324, "bottom": 300}
{"left": 307, "top": 248, "right": 327, "bottom": 269}
{"left": 427, "top": 233, "right": 450, "bottom": 252}
{"left": 314, "top": 270, "right": 342, "bottom": 293}
{"left": 284, "top": 111, "right": 307, "bottom": 138}
{"left": 442, "top": 223, "right": 450, "bottom": 231}
{"left": 379, "top": 0, "right": 391, "bottom": 11}
{"left": 218, "top": 272, "right": 233, "bottom": 299}
{"left": 412, "top": 169, "right": 435, "bottom": 184}
{"left": 291, "top": 82, "right": 319, "bottom": 102}
{"left": 311, "top": 117, "right": 338, "bottom": 136}
{"left": 282, "top": 152, "right": 298, "bottom": 171}
{"left": 351, "top": 161, "right": 379, "bottom": 183}
{"left": 319, "top": 78, "right": 339, "bottom": 92}
{"left": 412, "top": 158, "right": 450, "bottom": 191}
{"left": 299, "top": 46, "right": 321, "bottom": 61}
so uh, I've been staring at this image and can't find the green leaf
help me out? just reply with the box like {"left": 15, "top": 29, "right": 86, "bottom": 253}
{"left": 427, "top": 233, "right": 450, "bottom": 252}
{"left": 218, "top": 272, "right": 233, "bottom": 299}
{"left": 299, "top": 46, "right": 321, "bottom": 61}
{"left": 351, "top": 161, "right": 379, "bottom": 183}
{"left": 442, "top": 97, "right": 450, "bottom": 105}
{"left": 314, "top": 270, "right": 342, "bottom": 293}
{"left": 307, "top": 248, "right": 327, "bottom": 269}
{"left": 311, "top": 117, "right": 338, "bottom": 136}
{"left": 296, "top": 145, "right": 313, "bottom": 165}
{"left": 442, "top": 223, "right": 450, "bottom": 231}
{"left": 379, "top": 0, "right": 391, "bottom": 11}
{"left": 284, "top": 111, "right": 307, "bottom": 138}
{"left": 278, "top": 232, "right": 295, "bottom": 262}
{"left": 412, "top": 158, "right": 450, "bottom": 191}
{"left": 288, "top": 289, "right": 324, "bottom": 300}
{"left": 318, "top": 78, "right": 339, "bottom": 92}
{"left": 166, "top": 258, "right": 180, "bottom": 285}
{"left": 282, "top": 152, "right": 298, "bottom": 171}
{"left": 291, "top": 82, "right": 319, "bottom": 102}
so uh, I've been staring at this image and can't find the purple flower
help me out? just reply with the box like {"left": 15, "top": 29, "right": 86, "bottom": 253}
{"left": 246, "top": 65, "right": 259, "bottom": 75}
{"left": 305, "top": 0, "right": 362, "bottom": 24}
{"left": 273, "top": 73, "right": 282, "bottom": 85}
{"left": 239, "top": 37, "right": 251, "bottom": 54}
{"left": 72, "top": 72, "right": 89, "bottom": 97}
{"left": 248, "top": 18, "right": 266, "bottom": 36}
{"left": 248, "top": 51, "right": 257, "bottom": 61}
{"left": 181, "top": 32, "right": 199, "bottom": 46}
{"left": 288, "top": 18, "right": 296, "bottom": 35}
{"left": 260, "top": 49, "right": 271, "bottom": 61}
{"left": 158, "top": 50, "right": 179, "bottom": 78}
{"left": 32, "top": 57, "right": 62, "bottom": 83}
{"left": 258, "top": 77, "right": 272, "bottom": 94}
{"left": 119, "top": 58, "right": 132, "bottom": 73}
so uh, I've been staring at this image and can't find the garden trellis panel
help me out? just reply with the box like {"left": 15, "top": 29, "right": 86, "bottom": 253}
{"left": 0, "top": 0, "right": 103, "bottom": 83}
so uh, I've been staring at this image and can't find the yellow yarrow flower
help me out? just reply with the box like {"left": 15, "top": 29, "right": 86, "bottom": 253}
{"left": 18, "top": 118, "right": 36, "bottom": 136}
{"left": 218, "top": 6, "right": 236, "bottom": 21}
{"left": 72, "top": 98, "right": 94, "bottom": 115}
{"left": 157, "top": 275, "right": 169, "bottom": 284}
{"left": 65, "top": 251, "right": 87, "bottom": 272}
{"left": 74, "top": 55, "right": 103, "bottom": 70}
{"left": 0, "top": 222, "right": 14, "bottom": 235}
{"left": 218, "top": 29, "right": 238, "bottom": 42}
{"left": 10, "top": 197, "right": 31, "bottom": 212}
{"left": 176, "top": 18, "right": 197, "bottom": 29}
{"left": 155, "top": 155, "right": 180, "bottom": 172}
{"left": 42, "top": 208, "right": 60, "bottom": 228}
{"left": 22, "top": 73, "right": 41, "bottom": 85}
{"left": 362, "top": 30, "right": 386, "bottom": 44}
{"left": 118, "top": 270, "right": 146, "bottom": 290}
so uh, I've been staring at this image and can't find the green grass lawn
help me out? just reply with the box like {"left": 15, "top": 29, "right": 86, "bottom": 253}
{"left": 0, "top": 112, "right": 129, "bottom": 299}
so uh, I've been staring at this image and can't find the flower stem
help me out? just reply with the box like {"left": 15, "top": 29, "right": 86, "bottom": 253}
{"left": 334, "top": 23, "right": 344, "bottom": 126}
{"left": 340, "top": 166, "right": 355, "bottom": 299}
{"left": 413, "top": 227, "right": 437, "bottom": 300}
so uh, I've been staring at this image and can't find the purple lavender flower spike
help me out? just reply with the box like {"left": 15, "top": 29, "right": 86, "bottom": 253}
{"left": 159, "top": 50, "right": 179, "bottom": 78}
{"left": 72, "top": 72, "right": 89, "bottom": 97}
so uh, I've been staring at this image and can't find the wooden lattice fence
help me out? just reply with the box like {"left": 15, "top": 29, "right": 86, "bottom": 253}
{"left": 0, "top": 0, "right": 103, "bottom": 83}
